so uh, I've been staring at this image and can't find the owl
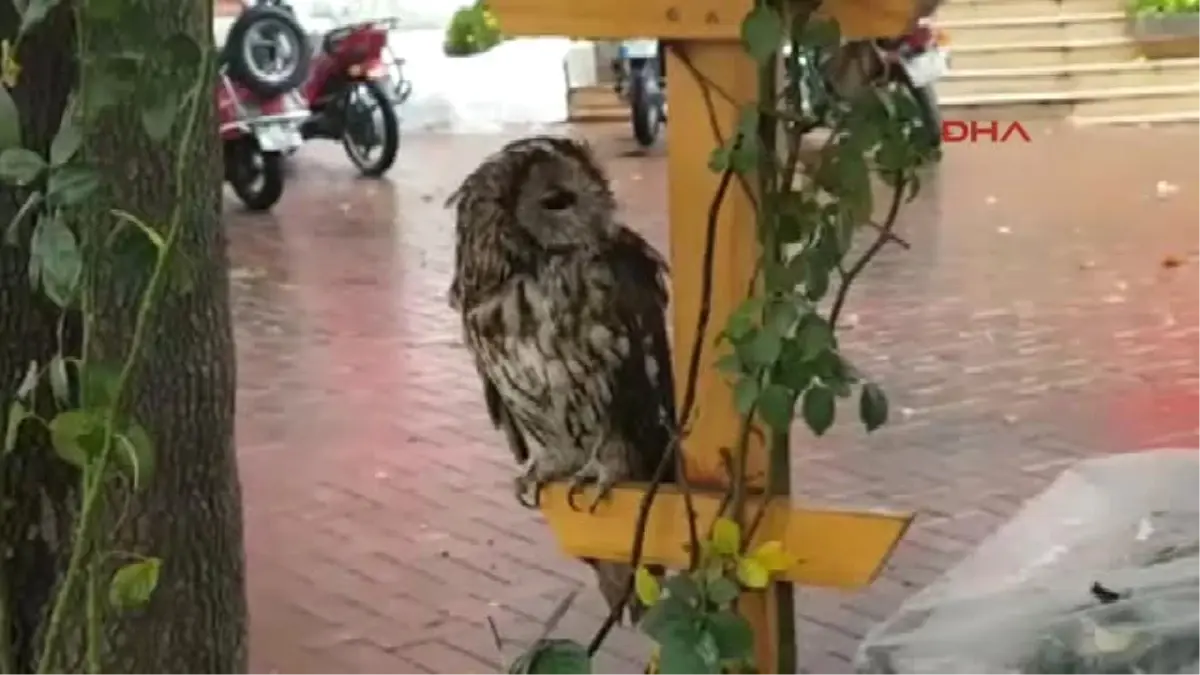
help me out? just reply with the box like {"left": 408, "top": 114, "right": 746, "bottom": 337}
{"left": 446, "top": 135, "right": 676, "bottom": 624}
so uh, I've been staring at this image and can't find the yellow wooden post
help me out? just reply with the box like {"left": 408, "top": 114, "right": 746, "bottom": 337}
{"left": 487, "top": 1, "right": 918, "bottom": 672}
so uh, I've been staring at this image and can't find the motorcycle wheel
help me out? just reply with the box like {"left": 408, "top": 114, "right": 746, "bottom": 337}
{"left": 227, "top": 140, "right": 285, "bottom": 212}
{"left": 893, "top": 63, "right": 942, "bottom": 150}
{"left": 630, "top": 62, "right": 662, "bottom": 148}
{"left": 341, "top": 80, "right": 400, "bottom": 178}
{"left": 911, "top": 83, "right": 942, "bottom": 149}
{"left": 223, "top": 5, "right": 312, "bottom": 99}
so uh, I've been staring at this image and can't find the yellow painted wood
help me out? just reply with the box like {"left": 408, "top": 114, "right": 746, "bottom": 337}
{"left": 539, "top": 484, "right": 913, "bottom": 589}
{"left": 489, "top": 0, "right": 918, "bottom": 40}
{"left": 663, "top": 43, "right": 767, "bottom": 488}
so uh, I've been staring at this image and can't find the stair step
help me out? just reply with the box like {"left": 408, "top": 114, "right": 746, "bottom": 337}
{"left": 939, "top": 0, "right": 1120, "bottom": 21}
{"left": 948, "top": 36, "right": 1143, "bottom": 68}
{"left": 938, "top": 57, "right": 1200, "bottom": 96}
{"left": 1071, "top": 110, "right": 1200, "bottom": 125}
{"left": 940, "top": 12, "right": 1128, "bottom": 43}
{"left": 569, "top": 85, "right": 621, "bottom": 109}
{"left": 942, "top": 83, "right": 1200, "bottom": 118}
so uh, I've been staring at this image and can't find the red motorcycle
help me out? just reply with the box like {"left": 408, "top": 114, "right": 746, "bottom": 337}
{"left": 297, "top": 17, "right": 405, "bottom": 177}
{"left": 217, "top": 3, "right": 312, "bottom": 211}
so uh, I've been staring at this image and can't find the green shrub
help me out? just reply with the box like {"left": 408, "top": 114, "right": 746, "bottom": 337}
{"left": 1128, "top": 0, "right": 1199, "bottom": 15}
{"left": 443, "top": 1, "right": 503, "bottom": 57}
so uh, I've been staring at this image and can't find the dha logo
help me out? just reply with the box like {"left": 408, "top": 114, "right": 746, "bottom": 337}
{"left": 941, "top": 120, "right": 1032, "bottom": 144}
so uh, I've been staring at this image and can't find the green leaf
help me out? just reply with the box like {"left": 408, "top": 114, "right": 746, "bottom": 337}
{"left": 48, "top": 354, "right": 70, "bottom": 404}
{"left": 723, "top": 302, "right": 759, "bottom": 342}
{"left": 0, "top": 148, "right": 47, "bottom": 186}
{"left": 711, "top": 517, "right": 741, "bottom": 557}
{"left": 797, "top": 315, "right": 832, "bottom": 361}
{"left": 662, "top": 574, "right": 701, "bottom": 605}
{"left": 742, "top": 329, "right": 782, "bottom": 367}
{"left": 801, "top": 385, "right": 835, "bottom": 436}
{"left": 81, "top": 361, "right": 122, "bottom": 409}
{"left": 835, "top": 144, "right": 873, "bottom": 221}
{"left": 764, "top": 299, "right": 800, "bottom": 336}
{"left": 859, "top": 382, "right": 889, "bottom": 432}
{"left": 18, "top": 0, "right": 65, "bottom": 37}
{"left": 78, "top": 69, "right": 128, "bottom": 121}
{"left": 705, "top": 610, "right": 754, "bottom": 662}
{"left": 87, "top": 0, "right": 124, "bottom": 21}
{"left": 740, "top": 4, "right": 783, "bottom": 64}
{"left": 46, "top": 166, "right": 101, "bottom": 207}
{"left": 756, "top": 383, "right": 794, "bottom": 433}
{"left": 4, "top": 190, "right": 43, "bottom": 246}
{"left": 707, "top": 145, "right": 732, "bottom": 173}
{"left": 0, "top": 86, "right": 20, "bottom": 151}
{"left": 49, "top": 115, "right": 82, "bottom": 166}
{"left": 715, "top": 353, "right": 743, "bottom": 376}
{"left": 140, "top": 91, "right": 179, "bottom": 141}
{"left": 640, "top": 593, "right": 700, "bottom": 645}
{"left": 705, "top": 577, "right": 740, "bottom": 606}
{"left": 15, "top": 360, "right": 38, "bottom": 400}
{"left": 108, "top": 558, "right": 161, "bottom": 610}
{"left": 660, "top": 628, "right": 720, "bottom": 674}
{"left": 801, "top": 18, "right": 842, "bottom": 49}
{"left": 163, "top": 32, "right": 202, "bottom": 72}
{"left": 804, "top": 257, "right": 831, "bottom": 302}
{"left": 30, "top": 212, "right": 81, "bottom": 307}
{"left": 115, "top": 423, "right": 155, "bottom": 491}
{"left": 47, "top": 409, "right": 106, "bottom": 469}
{"left": 522, "top": 639, "right": 591, "bottom": 674}
{"left": 635, "top": 566, "right": 662, "bottom": 607}
{"left": 732, "top": 377, "right": 759, "bottom": 415}
{"left": 4, "top": 400, "right": 31, "bottom": 453}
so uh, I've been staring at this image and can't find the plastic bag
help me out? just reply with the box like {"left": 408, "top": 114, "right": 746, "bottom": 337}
{"left": 855, "top": 448, "right": 1200, "bottom": 674}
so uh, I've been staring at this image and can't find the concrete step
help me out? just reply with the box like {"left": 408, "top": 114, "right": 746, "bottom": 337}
{"left": 938, "top": 57, "right": 1200, "bottom": 97}
{"left": 1071, "top": 110, "right": 1200, "bottom": 125}
{"left": 948, "top": 36, "right": 1141, "bottom": 68}
{"left": 568, "top": 86, "right": 628, "bottom": 122}
{"left": 940, "top": 12, "right": 1128, "bottom": 44}
{"left": 938, "top": 0, "right": 1120, "bottom": 21}
{"left": 941, "top": 83, "right": 1200, "bottom": 119}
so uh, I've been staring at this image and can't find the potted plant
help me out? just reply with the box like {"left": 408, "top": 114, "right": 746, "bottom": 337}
{"left": 1127, "top": 0, "right": 1199, "bottom": 59}
{"left": 443, "top": 0, "right": 505, "bottom": 57}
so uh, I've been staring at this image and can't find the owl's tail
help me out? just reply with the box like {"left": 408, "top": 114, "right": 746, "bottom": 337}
{"left": 586, "top": 559, "right": 663, "bottom": 626}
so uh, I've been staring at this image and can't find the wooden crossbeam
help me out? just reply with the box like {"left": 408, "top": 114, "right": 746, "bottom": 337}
{"left": 490, "top": 0, "right": 917, "bottom": 41}
{"left": 539, "top": 484, "right": 913, "bottom": 589}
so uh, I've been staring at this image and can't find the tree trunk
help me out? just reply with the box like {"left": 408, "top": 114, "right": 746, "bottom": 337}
{"left": 0, "top": 0, "right": 246, "bottom": 671}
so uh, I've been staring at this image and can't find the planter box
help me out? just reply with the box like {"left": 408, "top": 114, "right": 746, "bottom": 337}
{"left": 1128, "top": 12, "right": 1200, "bottom": 58}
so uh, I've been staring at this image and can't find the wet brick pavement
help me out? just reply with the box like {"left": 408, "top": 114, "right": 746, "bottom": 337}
{"left": 227, "top": 123, "right": 1200, "bottom": 673}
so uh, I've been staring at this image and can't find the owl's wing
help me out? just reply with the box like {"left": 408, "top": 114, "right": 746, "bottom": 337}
{"left": 474, "top": 355, "right": 531, "bottom": 465}
{"left": 605, "top": 226, "right": 678, "bottom": 483}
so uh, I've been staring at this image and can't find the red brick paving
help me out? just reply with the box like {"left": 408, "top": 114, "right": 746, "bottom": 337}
{"left": 226, "top": 123, "right": 1200, "bottom": 673}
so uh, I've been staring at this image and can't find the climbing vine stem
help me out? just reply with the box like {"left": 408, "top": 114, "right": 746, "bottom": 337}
{"left": 0, "top": 0, "right": 212, "bottom": 671}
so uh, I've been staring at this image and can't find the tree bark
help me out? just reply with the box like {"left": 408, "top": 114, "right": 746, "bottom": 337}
{"left": 0, "top": 0, "right": 246, "bottom": 672}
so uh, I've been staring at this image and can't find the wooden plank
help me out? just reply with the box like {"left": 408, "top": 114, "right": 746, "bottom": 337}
{"left": 489, "top": 0, "right": 919, "bottom": 41}
{"left": 539, "top": 484, "right": 913, "bottom": 589}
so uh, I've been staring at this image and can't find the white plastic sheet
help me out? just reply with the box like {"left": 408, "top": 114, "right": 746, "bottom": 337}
{"left": 855, "top": 448, "right": 1200, "bottom": 674}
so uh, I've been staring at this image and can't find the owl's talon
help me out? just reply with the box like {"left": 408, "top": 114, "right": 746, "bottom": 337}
{"left": 587, "top": 481, "right": 614, "bottom": 514}
{"left": 515, "top": 479, "right": 541, "bottom": 509}
{"left": 566, "top": 459, "right": 614, "bottom": 513}
{"left": 566, "top": 479, "right": 589, "bottom": 512}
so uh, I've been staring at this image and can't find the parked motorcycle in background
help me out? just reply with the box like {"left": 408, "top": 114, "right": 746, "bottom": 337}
{"left": 298, "top": 17, "right": 409, "bottom": 176}
{"left": 792, "top": 15, "right": 949, "bottom": 148}
{"left": 217, "top": 2, "right": 311, "bottom": 211}
{"left": 612, "top": 39, "right": 667, "bottom": 148}
{"left": 878, "top": 17, "right": 949, "bottom": 147}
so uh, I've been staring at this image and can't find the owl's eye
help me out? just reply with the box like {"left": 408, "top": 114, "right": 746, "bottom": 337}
{"left": 539, "top": 190, "right": 576, "bottom": 211}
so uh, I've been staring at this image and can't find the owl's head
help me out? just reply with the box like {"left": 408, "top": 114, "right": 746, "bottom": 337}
{"left": 495, "top": 136, "right": 618, "bottom": 251}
